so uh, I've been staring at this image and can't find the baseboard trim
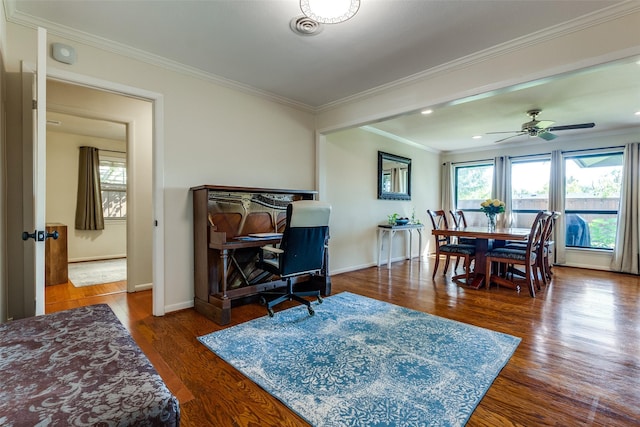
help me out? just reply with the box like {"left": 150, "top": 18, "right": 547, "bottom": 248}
{"left": 69, "top": 255, "right": 127, "bottom": 263}
{"left": 164, "top": 300, "right": 194, "bottom": 314}
{"left": 134, "top": 282, "right": 153, "bottom": 292}
{"left": 331, "top": 262, "right": 377, "bottom": 275}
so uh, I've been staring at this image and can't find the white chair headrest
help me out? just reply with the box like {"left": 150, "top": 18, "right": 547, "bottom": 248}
{"left": 289, "top": 200, "right": 331, "bottom": 228}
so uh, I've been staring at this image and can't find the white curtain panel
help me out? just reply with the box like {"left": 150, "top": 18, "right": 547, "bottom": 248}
{"left": 549, "top": 150, "right": 566, "bottom": 265}
{"left": 492, "top": 156, "right": 512, "bottom": 228}
{"left": 610, "top": 143, "right": 640, "bottom": 274}
{"left": 441, "top": 162, "right": 454, "bottom": 216}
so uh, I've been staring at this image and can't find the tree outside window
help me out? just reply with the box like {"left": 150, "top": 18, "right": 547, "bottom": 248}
{"left": 564, "top": 153, "right": 622, "bottom": 249}
{"left": 455, "top": 164, "right": 493, "bottom": 226}
{"left": 99, "top": 156, "right": 127, "bottom": 219}
{"left": 511, "top": 159, "right": 550, "bottom": 228}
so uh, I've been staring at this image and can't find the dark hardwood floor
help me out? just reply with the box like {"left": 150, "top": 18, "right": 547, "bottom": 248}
{"left": 45, "top": 260, "right": 640, "bottom": 426}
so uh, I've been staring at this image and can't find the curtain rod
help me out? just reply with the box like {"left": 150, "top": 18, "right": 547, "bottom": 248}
{"left": 99, "top": 149, "right": 126, "bottom": 154}
{"left": 446, "top": 145, "right": 627, "bottom": 166}
{"left": 445, "top": 158, "right": 493, "bottom": 166}
{"left": 561, "top": 145, "right": 625, "bottom": 155}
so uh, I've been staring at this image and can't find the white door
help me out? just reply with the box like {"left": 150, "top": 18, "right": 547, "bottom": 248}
{"left": 21, "top": 27, "right": 47, "bottom": 316}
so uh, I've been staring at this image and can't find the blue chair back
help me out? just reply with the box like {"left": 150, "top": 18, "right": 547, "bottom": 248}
{"left": 279, "top": 201, "right": 331, "bottom": 277}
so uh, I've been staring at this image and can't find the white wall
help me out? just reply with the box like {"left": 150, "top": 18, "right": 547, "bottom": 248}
{"left": 46, "top": 131, "right": 127, "bottom": 261}
{"left": 4, "top": 22, "right": 316, "bottom": 312}
{"left": 325, "top": 128, "right": 439, "bottom": 273}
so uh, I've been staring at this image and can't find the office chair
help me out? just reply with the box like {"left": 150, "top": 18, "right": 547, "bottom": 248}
{"left": 258, "top": 200, "right": 331, "bottom": 317}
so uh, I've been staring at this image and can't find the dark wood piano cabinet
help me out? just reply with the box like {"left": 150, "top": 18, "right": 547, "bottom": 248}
{"left": 191, "top": 185, "right": 331, "bottom": 325}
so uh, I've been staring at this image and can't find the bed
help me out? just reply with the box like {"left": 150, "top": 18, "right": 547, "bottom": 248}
{"left": 0, "top": 304, "right": 180, "bottom": 426}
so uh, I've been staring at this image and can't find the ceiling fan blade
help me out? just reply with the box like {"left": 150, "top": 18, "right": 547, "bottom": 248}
{"left": 538, "top": 132, "right": 557, "bottom": 141}
{"left": 548, "top": 122, "right": 595, "bottom": 131}
{"left": 536, "top": 120, "right": 555, "bottom": 130}
{"left": 494, "top": 132, "right": 526, "bottom": 143}
{"left": 486, "top": 130, "right": 521, "bottom": 135}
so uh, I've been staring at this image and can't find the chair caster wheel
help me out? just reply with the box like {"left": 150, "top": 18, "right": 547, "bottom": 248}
{"left": 317, "top": 296, "right": 323, "bottom": 304}
{"left": 308, "top": 307, "right": 315, "bottom": 316}
{"left": 267, "top": 308, "right": 274, "bottom": 317}
{"left": 259, "top": 296, "right": 267, "bottom": 306}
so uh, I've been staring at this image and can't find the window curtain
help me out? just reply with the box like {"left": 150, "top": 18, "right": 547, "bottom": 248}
{"left": 549, "top": 150, "right": 566, "bottom": 264}
{"left": 492, "top": 156, "right": 512, "bottom": 228}
{"left": 391, "top": 168, "right": 399, "bottom": 192}
{"left": 610, "top": 142, "right": 640, "bottom": 274}
{"left": 441, "top": 162, "right": 454, "bottom": 215}
{"left": 396, "top": 168, "right": 408, "bottom": 193}
{"left": 75, "top": 146, "right": 105, "bottom": 230}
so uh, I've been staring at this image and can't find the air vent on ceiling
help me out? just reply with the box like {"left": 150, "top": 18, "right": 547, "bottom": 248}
{"left": 290, "top": 16, "right": 323, "bottom": 36}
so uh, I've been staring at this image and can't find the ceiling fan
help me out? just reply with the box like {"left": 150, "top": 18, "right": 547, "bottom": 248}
{"left": 488, "top": 109, "right": 595, "bottom": 143}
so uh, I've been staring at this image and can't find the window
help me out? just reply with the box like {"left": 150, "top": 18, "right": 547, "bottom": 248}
{"left": 99, "top": 156, "right": 127, "bottom": 219}
{"left": 454, "top": 164, "right": 493, "bottom": 226}
{"left": 510, "top": 159, "right": 550, "bottom": 228}
{"left": 564, "top": 152, "right": 623, "bottom": 249}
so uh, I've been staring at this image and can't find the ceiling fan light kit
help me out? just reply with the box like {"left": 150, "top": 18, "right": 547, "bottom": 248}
{"left": 488, "top": 109, "right": 595, "bottom": 144}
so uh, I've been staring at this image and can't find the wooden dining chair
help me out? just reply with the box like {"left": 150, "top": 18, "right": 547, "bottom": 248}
{"left": 449, "top": 210, "right": 475, "bottom": 269}
{"left": 504, "top": 210, "right": 559, "bottom": 288}
{"left": 427, "top": 210, "right": 476, "bottom": 283}
{"left": 485, "top": 210, "right": 552, "bottom": 297}
{"left": 538, "top": 211, "right": 560, "bottom": 286}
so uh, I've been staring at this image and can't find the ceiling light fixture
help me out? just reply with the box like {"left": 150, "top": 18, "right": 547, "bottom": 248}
{"left": 421, "top": 109, "right": 433, "bottom": 115}
{"left": 300, "top": 0, "right": 360, "bottom": 24}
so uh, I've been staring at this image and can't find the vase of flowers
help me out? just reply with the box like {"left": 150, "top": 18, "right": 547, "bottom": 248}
{"left": 480, "top": 198, "right": 505, "bottom": 230}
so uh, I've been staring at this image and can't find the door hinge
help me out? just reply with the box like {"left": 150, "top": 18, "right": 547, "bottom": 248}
{"left": 32, "top": 99, "right": 37, "bottom": 109}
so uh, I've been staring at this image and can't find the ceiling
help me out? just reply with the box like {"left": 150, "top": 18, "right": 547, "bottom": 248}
{"left": 47, "top": 110, "right": 126, "bottom": 142}
{"left": 7, "top": 0, "right": 640, "bottom": 152}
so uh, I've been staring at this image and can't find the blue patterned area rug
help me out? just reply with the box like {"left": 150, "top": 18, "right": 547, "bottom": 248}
{"left": 198, "top": 292, "right": 520, "bottom": 426}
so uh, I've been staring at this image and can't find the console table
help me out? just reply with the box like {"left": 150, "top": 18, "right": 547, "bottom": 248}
{"left": 191, "top": 185, "right": 330, "bottom": 325}
{"left": 377, "top": 223, "right": 424, "bottom": 267}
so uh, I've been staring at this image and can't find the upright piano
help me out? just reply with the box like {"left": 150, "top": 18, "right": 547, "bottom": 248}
{"left": 191, "top": 185, "right": 331, "bottom": 325}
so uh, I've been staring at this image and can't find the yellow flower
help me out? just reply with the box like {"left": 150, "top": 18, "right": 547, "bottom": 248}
{"left": 492, "top": 200, "right": 501, "bottom": 207}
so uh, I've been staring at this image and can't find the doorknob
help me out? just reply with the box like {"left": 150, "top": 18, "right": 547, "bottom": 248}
{"left": 46, "top": 230, "right": 59, "bottom": 240}
{"left": 21, "top": 230, "right": 51, "bottom": 241}
{"left": 22, "top": 230, "right": 37, "bottom": 241}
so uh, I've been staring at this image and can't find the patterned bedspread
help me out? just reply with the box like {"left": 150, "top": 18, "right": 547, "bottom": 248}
{"left": 0, "top": 304, "right": 180, "bottom": 426}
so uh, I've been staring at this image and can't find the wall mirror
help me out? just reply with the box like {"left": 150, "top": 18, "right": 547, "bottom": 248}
{"left": 378, "top": 151, "right": 411, "bottom": 200}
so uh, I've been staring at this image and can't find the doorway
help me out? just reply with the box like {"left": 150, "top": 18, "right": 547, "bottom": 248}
{"left": 45, "top": 79, "right": 152, "bottom": 309}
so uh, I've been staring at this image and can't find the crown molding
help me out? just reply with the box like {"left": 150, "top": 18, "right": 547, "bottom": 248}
{"left": 360, "top": 126, "right": 440, "bottom": 154}
{"left": 5, "top": 0, "right": 639, "bottom": 115}
{"left": 4, "top": 1, "right": 316, "bottom": 113}
{"left": 317, "top": 1, "right": 640, "bottom": 112}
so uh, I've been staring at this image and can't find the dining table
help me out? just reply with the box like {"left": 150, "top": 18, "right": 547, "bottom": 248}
{"left": 431, "top": 226, "right": 531, "bottom": 289}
